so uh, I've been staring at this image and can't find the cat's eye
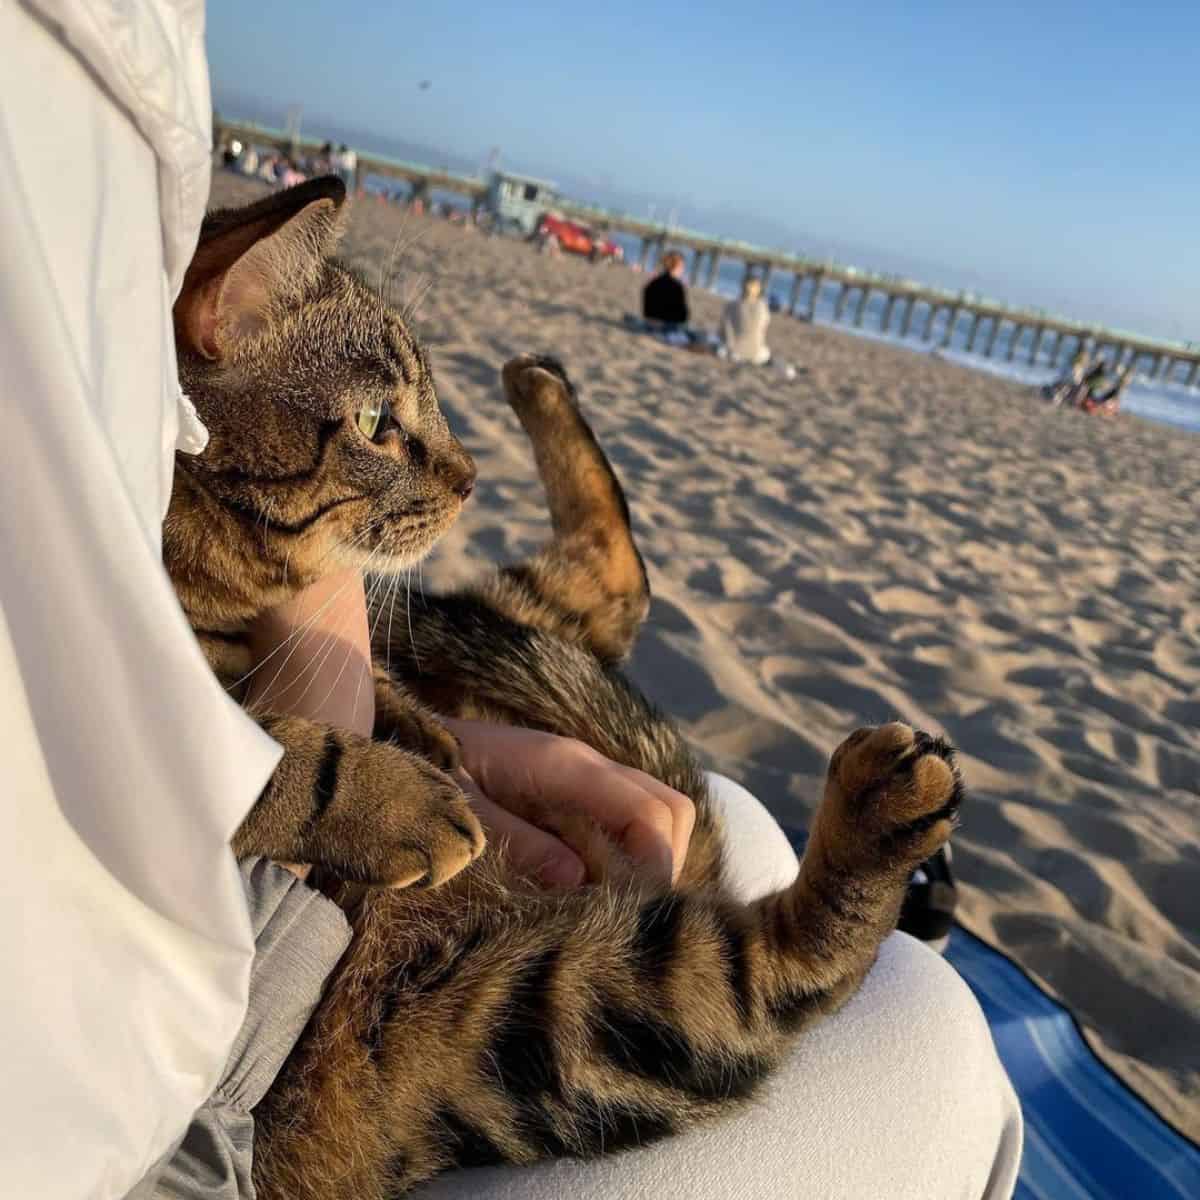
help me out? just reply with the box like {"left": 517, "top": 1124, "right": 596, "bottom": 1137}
{"left": 356, "top": 398, "right": 391, "bottom": 441}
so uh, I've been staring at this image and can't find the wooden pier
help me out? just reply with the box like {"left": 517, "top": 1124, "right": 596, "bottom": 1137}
{"left": 215, "top": 118, "right": 1200, "bottom": 387}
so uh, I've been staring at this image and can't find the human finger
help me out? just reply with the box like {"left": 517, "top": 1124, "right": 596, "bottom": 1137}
{"left": 456, "top": 771, "right": 585, "bottom": 889}
{"left": 545, "top": 744, "right": 695, "bottom": 883}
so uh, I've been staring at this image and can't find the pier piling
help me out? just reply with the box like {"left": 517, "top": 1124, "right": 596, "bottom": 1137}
{"left": 940, "top": 307, "right": 959, "bottom": 349}
{"left": 853, "top": 287, "right": 870, "bottom": 327}
{"left": 806, "top": 274, "right": 825, "bottom": 319}
{"left": 963, "top": 312, "right": 980, "bottom": 352}
{"left": 808, "top": 274, "right": 824, "bottom": 319}
{"left": 880, "top": 293, "right": 896, "bottom": 333}
{"left": 922, "top": 304, "right": 938, "bottom": 341}
{"left": 788, "top": 273, "right": 805, "bottom": 314}
{"left": 834, "top": 284, "right": 852, "bottom": 321}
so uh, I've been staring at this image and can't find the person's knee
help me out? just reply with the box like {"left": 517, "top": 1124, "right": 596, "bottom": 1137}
{"left": 873, "top": 933, "right": 993, "bottom": 1054}
{"left": 868, "top": 934, "right": 1017, "bottom": 1122}
{"left": 703, "top": 772, "right": 799, "bottom": 900}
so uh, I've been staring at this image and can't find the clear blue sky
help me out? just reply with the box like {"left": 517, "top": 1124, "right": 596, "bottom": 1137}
{"left": 207, "top": 0, "right": 1198, "bottom": 341}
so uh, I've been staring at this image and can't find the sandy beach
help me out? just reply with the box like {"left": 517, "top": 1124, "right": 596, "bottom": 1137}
{"left": 212, "top": 174, "right": 1200, "bottom": 1139}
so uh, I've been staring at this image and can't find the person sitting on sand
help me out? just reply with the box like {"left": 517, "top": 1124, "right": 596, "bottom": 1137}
{"left": 1071, "top": 359, "right": 1107, "bottom": 409}
{"left": 719, "top": 275, "right": 772, "bottom": 365}
{"left": 1045, "top": 347, "right": 1092, "bottom": 407}
{"left": 1084, "top": 362, "right": 1132, "bottom": 417}
{"left": 642, "top": 250, "right": 689, "bottom": 327}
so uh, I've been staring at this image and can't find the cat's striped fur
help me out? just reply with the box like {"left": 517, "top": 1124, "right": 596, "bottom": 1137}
{"left": 166, "top": 180, "right": 964, "bottom": 1200}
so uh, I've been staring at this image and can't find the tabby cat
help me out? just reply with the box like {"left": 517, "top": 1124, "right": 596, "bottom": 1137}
{"left": 168, "top": 177, "right": 964, "bottom": 1200}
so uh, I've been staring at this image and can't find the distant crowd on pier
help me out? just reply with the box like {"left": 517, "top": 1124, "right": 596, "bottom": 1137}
{"left": 220, "top": 138, "right": 356, "bottom": 193}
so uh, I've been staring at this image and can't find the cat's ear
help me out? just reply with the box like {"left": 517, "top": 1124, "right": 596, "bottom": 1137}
{"left": 175, "top": 176, "right": 347, "bottom": 359}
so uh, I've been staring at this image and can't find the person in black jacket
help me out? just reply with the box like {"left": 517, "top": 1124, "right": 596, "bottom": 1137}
{"left": 642, "top": 250, "right": 689, "bottom": 327}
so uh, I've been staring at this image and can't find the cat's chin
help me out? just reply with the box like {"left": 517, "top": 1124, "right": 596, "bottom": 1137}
{"left": 345, "top": 512, "right": 463, "bottom": 575}
{"left": 327, "top": 540, "right": 439, "bottom": 578}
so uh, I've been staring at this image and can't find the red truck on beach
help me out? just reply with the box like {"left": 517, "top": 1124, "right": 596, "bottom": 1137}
{"left": 534, "top": 213, "right": 624, "bottom": 262}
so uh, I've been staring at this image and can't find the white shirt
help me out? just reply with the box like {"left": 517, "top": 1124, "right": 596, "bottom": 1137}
{"left": 0, "top": 2, "right": 281, "bottom": 1195}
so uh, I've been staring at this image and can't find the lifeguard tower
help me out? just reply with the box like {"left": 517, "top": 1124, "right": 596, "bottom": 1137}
{"left": 485, "top": 169, "right": 560, "bottom": 235}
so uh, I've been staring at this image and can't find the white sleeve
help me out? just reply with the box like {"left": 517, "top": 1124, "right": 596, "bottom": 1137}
{"left": 0, "top": 5, "right": 282, "bottom": 1197}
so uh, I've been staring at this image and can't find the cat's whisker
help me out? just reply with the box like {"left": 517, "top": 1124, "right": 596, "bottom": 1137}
{"left": 254, "top": 494, "right": 278, "bottom": 547}
{"left": 284, "top": 561, "right": 392, "bottom": 717}
{"left": 384, "top": 567, "right": 400, "bottom": 682}
{"left": 317, "top": 577, "right": 383, "bottom": 722}
{"left": 383, "top": 216, "right": 431, "bottom": 315}
{"left": 242, "top": 588, "right": 375, "bottom": 715}
{"left": 404, "top": 564, "right": 422, "bottom": 673}
{"left": 232, "top": 544, "right": 386, "bottom": 693}
{"left": 349, "top": 569, "right": 399, "bottom": 726}
{"left": 400, "top": 270, "right": 438, "bottom": 324}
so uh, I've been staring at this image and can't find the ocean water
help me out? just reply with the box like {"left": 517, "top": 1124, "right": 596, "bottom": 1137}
{"left": 613, "top": 236, "right": 1200, "bottom": 435}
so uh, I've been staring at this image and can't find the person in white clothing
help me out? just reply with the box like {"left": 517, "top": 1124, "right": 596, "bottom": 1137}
{"left": 0, "top": 4, "right": 1020, "bottom": 1198}
{"left": 336, "top": 142, "right": 359, "bottom": 193}
{"left": 720, "top": 274, "right": 773, "bottom": 365}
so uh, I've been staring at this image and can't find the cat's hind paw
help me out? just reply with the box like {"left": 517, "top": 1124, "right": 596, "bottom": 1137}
{"left": 824, "top": 723, "right": 964, "bottom": 869}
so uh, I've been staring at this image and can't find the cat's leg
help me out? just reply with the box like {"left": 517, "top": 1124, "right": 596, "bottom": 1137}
{"left": 473, "top": 355, "right": 650, "bottom": 665}
{"left": 252, "top": 723, "right": 962, "bottom": 1200}
{"left": 372, "top": 666, "right": 462, "bottom": 769}
{"left": 235, "top": 713, "right": 483, "bottom": 887}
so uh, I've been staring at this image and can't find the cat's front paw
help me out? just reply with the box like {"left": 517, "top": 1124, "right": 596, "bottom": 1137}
{"left": 349, "top": 746, "right": 485, "bottom": 888}
{"left": 821, "top": 723, "right": 963, "bottom": 870}
{"left": 374, "top": 674, "right": 462, "bottom": 772}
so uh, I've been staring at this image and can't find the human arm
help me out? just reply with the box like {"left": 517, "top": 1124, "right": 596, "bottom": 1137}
{"left": 244, "top": 569, "right": 375, "bottom": 737}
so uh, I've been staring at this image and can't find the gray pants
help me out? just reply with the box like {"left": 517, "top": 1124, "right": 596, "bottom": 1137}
{"left": 146, "top": 778, "right": 1023, "bottom": 1199}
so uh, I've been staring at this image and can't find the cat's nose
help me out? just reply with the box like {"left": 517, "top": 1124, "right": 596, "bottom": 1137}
{"left": 439, "top": 451, "right": 476, "bottom": 499}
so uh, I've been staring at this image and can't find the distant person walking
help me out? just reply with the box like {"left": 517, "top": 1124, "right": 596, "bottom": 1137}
{"left": 642, "top": 250, "right": 689, "bottom": 327}
{"left": 720, "top": 275, "right": 772, "bottom": 365}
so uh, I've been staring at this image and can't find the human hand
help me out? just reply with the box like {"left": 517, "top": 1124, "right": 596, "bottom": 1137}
{"left": 442, "top": 719, "right": 695, "bottom": 889}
